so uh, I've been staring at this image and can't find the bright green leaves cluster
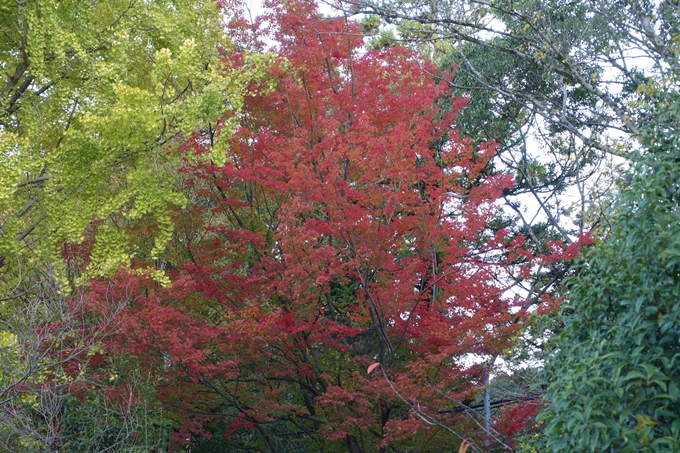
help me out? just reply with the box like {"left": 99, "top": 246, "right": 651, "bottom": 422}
{"left": 541, "top": 90, "right": 680, "bottom": 452}
{"left": 0, "top": 0, "right": 270, "bottom": 284}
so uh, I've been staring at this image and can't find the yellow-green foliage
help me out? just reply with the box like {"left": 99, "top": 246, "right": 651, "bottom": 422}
{"left": 0, "top": 0, "right": 271, "bottom": 284}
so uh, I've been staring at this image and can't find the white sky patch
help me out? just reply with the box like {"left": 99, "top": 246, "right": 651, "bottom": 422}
{"left": 242, "top": 0, "right": 335, "bottom": 23}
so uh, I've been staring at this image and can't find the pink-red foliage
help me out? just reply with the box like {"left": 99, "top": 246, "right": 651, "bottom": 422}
{"left": 91, "top": 1, "right": 554, "bottom": 450}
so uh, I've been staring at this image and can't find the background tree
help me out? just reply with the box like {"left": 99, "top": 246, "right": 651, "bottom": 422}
{"left": 0, "top": 271, "right": 170, "bottom": 452}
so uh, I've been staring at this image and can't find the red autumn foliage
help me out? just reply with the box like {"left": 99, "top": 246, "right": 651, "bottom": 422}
{"left": 494, "top": 399, "right": 544, "bottom": 439}
{"left": 540, "top": 231, "right": 595, "bottom": 265}
{"left": 87, "top": 1, "right": 555, "bottom": 450}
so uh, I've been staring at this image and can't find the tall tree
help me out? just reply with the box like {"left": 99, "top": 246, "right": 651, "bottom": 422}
{"left": 101, "top": 1, "right": 550, "bottom": 451}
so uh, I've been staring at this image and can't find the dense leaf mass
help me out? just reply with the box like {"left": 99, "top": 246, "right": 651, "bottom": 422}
{"left": 543, "top": 93, "right": 680, "bottom": 452}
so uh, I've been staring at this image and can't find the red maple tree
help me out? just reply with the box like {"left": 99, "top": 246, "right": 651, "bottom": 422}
{"left": 92, "top": 1, "right": 548, "bottom": 451}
